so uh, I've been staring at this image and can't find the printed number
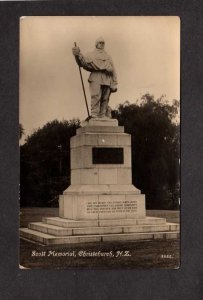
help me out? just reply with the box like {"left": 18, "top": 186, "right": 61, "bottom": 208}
{"left": 161, "top": 254, "right": 173, "bottom": 259}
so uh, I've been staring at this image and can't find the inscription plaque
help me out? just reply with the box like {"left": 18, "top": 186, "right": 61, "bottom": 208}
{"left": 92, "top": 147, "right": 124, "bottom": 164}
{"left": 86, "top": 200, "right": 137, "bottom": 214}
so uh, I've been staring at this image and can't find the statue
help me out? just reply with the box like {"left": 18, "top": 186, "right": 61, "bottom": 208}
{"left": 72, "top": 37, "right": 118, "bottom": 119}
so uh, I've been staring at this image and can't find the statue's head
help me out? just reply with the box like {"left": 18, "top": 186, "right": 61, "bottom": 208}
{"left": 95, "top": 37, "right": 105, "bottom": 50}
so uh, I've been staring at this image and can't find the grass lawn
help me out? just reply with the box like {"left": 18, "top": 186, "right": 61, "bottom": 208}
{"left": 19, "top": 207, "right": 180, "bottom": 269}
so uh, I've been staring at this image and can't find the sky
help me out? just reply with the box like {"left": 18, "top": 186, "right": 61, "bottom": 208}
{"left": 20, "top": 16, "right": 180, "bottom": 141}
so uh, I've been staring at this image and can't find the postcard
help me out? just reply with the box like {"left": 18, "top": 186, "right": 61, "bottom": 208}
{"left": 19, "top": 16, "right": 180, "bottom": 269}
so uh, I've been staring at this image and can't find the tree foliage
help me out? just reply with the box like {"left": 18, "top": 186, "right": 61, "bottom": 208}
{"left": 19, "top": 123, "right": 25, "bottom": 140}
{"left": 112, "top": 94, "right": 180, "bottom": 209}
{"left": 20, "top": 119, "right": 80, "bottom": 207}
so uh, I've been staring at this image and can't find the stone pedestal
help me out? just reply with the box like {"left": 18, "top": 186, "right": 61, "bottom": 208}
{"left": 59, "top": 118, "right": 146, "bottom": 220}
{"left": 20, "top": 118, "right": 179, "bottom": 245}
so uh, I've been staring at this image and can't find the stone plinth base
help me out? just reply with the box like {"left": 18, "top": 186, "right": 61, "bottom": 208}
{"left": 20, "top": 118, "right": 180, "bottom": 245}
{"left": 60, "top": 119, "right": 145, "bottom": 221}
{"left": 81, "top": 117, "right": 118, "bottom": 128}
{"left": 20, "top": 216, "right": 180, "bottom": 245}
{"left": 59, "top": 187, "right": 145, "bottom": 220}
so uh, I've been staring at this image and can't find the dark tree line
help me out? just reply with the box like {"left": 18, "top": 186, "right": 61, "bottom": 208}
{"left": 20, "top": 119, "right": 80, "bottom": 207}
{"left": 20, "top": 94, "right": 180, "bottom": 209}
{"left": 112, "top": 94, "right": 180, "bottom": 209}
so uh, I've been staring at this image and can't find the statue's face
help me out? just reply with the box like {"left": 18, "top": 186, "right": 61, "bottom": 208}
{"left": 96, "top": 41, "right": 105, "bottom": 50}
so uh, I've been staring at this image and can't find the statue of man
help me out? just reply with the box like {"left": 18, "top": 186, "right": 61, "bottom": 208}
{"left": 72, "top": 37, "right": 118, "bottom": 119}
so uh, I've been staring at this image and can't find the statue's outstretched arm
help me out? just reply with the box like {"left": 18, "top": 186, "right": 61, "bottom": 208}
{"left": 75, "top": 53, "right": 102, "bottom": 72}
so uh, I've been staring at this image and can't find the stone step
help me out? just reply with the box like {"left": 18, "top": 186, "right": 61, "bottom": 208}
{"left": 28, "top": 222, "right": 73, "bottom": 236}
{"left": 20, "top": 228, "right": 101, "bottom": 245}
{"left": 101, "top": 231, "right": 180, "bottom": 242}
{"left": 43, "top": 216, "right": 167, "bottom": 228}
{"left": 29, "top": 221, "right": 179, "bottom": 236}
{"left": 20, "top": 228, "right": 180, "bottom": 245}
{"left": 42, "top": 217, "right": 99, "bottom": 228}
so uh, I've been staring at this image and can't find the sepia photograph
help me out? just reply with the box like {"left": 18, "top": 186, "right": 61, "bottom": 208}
{"left": 19, "top": 16, "right": 180, "bottom": 269}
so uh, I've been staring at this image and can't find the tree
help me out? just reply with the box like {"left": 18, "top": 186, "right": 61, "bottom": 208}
{"left": 112, "top": 94, "right": 180, "bottom": 209}
{"left": 20, "top": 119, "right": 80, "bottom": 207}
{"left": 19, "top": 124, "right": 25, "bottom": 140}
